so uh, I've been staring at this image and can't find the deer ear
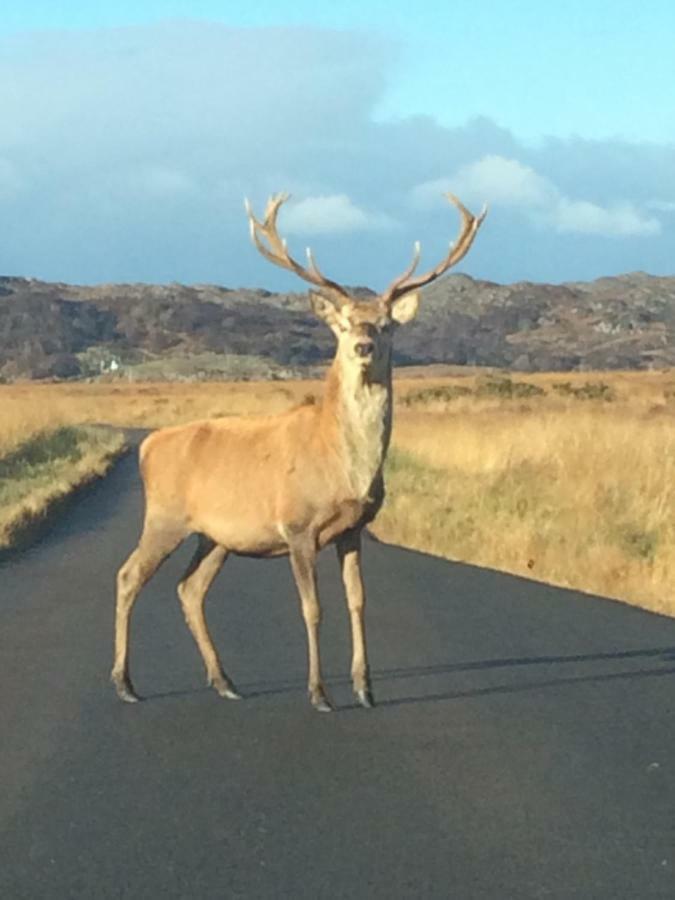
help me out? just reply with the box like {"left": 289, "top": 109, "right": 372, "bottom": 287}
{"left": 391, "top": 292, "right": 419, "bottom": 325}
{"left": 310, "top": 292, "right": 343, "bottom": 330}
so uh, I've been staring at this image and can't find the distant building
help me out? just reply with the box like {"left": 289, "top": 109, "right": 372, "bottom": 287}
{"left": 99, "top": 356, "right": 121, "bottom": 375}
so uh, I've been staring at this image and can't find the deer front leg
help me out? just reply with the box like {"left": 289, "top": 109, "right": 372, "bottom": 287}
{"left": 289, "top": 539, "right": 332, "bottom": 712}
{"left": 337, "top": 529, "right": 374, "bottom": 708}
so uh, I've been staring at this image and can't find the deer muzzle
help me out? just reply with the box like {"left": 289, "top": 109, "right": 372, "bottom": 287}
{"left": 355, "top": 341, "right": 375, "bottom": 358}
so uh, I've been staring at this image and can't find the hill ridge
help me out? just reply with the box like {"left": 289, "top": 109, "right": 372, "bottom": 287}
{"left": 1, "top": 272, "right": 673, "bottom": 379}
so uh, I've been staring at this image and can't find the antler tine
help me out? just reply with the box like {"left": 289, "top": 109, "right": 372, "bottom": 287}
{"left": 444, "top": 192, "right": 488, "bottom": 261}
{"left": 381, "top": 193, "right": 487, "bottom": 308}
{"left": 391, "top": 240, "right": 422, "bottom": 293}
{"left": 264, "top": 192, "right": 289, "bottom": 234}
{"left": 245, "top": 194, "right": 350, "bottom": 303}
{"left": 305, "top": 246, "right": 333, "bottom": 284}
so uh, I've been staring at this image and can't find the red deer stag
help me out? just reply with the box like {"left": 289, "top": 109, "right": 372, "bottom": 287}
{"left": 111, "top": 192, "right": 486, "bottom": 711}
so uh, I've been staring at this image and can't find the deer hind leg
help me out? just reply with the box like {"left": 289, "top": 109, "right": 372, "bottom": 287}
{"left": 177, "top": 536, "right": 240, "bottom": 700}
{"left": 111, "top": 520, "right": 185, "bottom": 703}
{"left": 337, "top": 529, "right": 374, "bottom": 709}
{"left": 289, "top": 537, "right": 332, "bottom": 712}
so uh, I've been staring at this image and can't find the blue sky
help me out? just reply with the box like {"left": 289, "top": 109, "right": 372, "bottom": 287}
{"left": 1, "top": 2, "right": 674, "bottom": 287}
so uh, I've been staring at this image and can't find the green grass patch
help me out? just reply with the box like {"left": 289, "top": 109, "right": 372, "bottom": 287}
{"left": 0, "top": 427, "right": 83, "bottom": 482}
{"left": 0, "top": 425, "right": 126, "bottom": 548}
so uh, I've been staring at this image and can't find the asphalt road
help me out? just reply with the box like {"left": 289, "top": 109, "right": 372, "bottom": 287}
{"left": 2, "top": 450, "right": 675, "bottom": 899}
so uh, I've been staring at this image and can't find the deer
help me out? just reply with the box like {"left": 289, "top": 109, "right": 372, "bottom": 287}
{"left": 111, "top": 192, "right": 486, "bottom": 712}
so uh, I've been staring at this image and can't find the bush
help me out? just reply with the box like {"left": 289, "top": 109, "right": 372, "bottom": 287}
{"left": 31, "top": 353, "right": 82, "bottom": 380}
{"left": 552, "top": 381, "right": 616, "bottom": 401}
{"left": 475, "top": 376, "right": 545, "bottom": 399}
{"left": 401, "top": 384, "right": 472, "bottom": 406}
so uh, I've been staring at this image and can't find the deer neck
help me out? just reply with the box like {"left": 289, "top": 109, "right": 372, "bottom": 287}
{"left": 322, "top": 355, "right": 392, "bottom": 499}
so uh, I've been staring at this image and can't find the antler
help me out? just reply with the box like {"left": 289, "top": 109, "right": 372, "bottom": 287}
{"left": 244, "top": 193, "right": 351, "bottom": 305}
{"left": 380, "top": 193, "right": 487, "bottom": 309}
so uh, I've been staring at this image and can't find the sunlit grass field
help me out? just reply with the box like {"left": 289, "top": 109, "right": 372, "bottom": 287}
{"left": 0, "top": 379, "right": 322, "bottom": 441}
{"left": 1, "top": 368, "right": 674, "bottom": 615}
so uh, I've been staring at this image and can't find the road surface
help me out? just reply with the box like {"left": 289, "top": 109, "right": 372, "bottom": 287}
{"left": 2, "top": 449, "right": 675, "bottom": 898}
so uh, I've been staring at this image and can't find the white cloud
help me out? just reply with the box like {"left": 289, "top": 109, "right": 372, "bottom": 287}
{"left": 411, "top": 156, "right": 556, "bottom": 211}
{"left": 552, "top": 199, "right": 660, "bottom": 236}
{"left": 412, "top": 155, "right": 662, "bottom": 238}
{"left": 281, "top": 194, "right": 396, "bottom": 235}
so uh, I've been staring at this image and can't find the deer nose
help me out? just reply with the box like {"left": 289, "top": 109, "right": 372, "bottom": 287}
{"left": 355, "top": 341, "right": 374, "bottom": 358}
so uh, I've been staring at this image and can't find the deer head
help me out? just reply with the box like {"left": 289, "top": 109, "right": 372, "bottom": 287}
{"left": 245, "top": 193, "right": 487, "bottom": 379}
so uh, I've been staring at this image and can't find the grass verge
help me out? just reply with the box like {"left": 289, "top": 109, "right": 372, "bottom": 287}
{"left": 0, "top": 425, "right": 127, "bottom": 549}
{"left": 371, "top": 405, "right": 675, "bottom": 617}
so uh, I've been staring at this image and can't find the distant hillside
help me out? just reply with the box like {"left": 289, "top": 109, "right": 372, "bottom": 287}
{"left": 0, "top": 271, "right": 673, "bottom": 380}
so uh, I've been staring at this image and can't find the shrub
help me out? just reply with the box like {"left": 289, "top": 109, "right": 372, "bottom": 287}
{"left": 401, "top": 385, "right": 472, "bottom": 406}
{"left": 475, "top": 376, "right": 545, "bottom": 399}
{"left": 552, "top": 381, "right": 616, "bottom": 401}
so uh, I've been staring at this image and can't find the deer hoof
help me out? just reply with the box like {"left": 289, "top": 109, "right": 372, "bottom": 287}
{"left": 356, "top": 689, "right": 375, "bottom": 709}
{"left": 113, "top": 678, "right": 141, "bottom": 703}
{"left": 211, "top": 679, "right": 242, "bottom": 700}
{"left": 222, "top": 688, "right": 242, "bottom": 701}
{"left": 310, "top": 691, "right": 334, "bottom": 713}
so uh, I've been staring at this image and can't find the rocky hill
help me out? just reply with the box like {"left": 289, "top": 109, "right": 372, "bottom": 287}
{"left": 0, "top": 271, "right": 673, "bottom": 379}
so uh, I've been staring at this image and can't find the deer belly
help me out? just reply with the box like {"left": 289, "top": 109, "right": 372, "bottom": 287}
{"left": 195, "top": 514, "right": 288, "bottom": 557}
{"left": 187, "top": 492, "right": 287, "bottom": 557}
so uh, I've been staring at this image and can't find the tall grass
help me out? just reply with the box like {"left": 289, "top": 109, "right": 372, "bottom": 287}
{"left": 373, "top": 397, "right": 675, "bottom": 615}
{"left": 0, "top": 380, "right": 322, "bottom": 432}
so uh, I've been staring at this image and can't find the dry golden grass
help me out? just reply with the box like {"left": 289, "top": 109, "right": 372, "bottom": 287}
{"left": 2, "top": 369, "right": 674, "bottom": 614}
{"left": 0, "top": 379, "right": 324, "bottom": 434}
{"left": 373, "top": 369, "right": 675, "bottom": 616}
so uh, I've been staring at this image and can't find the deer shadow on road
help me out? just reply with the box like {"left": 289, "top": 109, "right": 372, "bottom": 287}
{"left": 233, "top": 645, "right": 675, "bottom": 711}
